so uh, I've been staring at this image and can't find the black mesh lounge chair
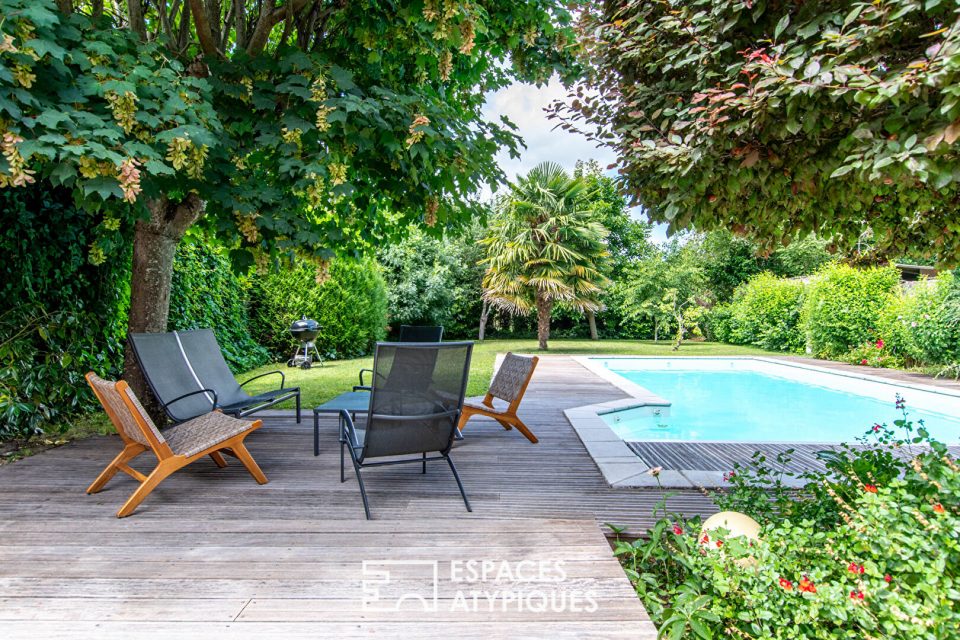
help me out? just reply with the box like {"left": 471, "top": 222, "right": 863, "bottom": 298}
{"left": 398, "top": 325, "right": 444, "bottom": 342}
{"left": 130, "top": 329, "right": 301, "bottom": 423}
{"left": 339, "top": 341, "right": 473, "bottom": 519}
{"left": 356, "top": 325, "right": 444, "bottom": 391}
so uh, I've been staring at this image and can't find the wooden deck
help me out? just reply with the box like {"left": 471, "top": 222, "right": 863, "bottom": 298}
{"left": 0, "top": 356, "right": 711, "bottom": 638}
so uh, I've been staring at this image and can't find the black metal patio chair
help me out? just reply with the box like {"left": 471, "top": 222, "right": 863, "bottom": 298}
{"left": 355, "top": 325, "right": 444, "bottom": 391}
{"left": 397, "top": 325, "right": 444, "bottom": 342}
{"left": 130, "top": 329, "right": 301, "bottom": 424}
{"left": 339, "top": 341, "right": 473, "bottom": 519}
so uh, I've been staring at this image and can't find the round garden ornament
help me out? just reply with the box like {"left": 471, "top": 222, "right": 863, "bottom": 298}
{"left": 701, "top": 511, "right": 762, "bottom": 568}
{"left": 702, "top": 511, "right": 761, "bottom": 540}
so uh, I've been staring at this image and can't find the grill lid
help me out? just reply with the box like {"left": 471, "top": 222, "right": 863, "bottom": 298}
{"left": 290, "top": 316, "right": 319, "bottom": 342}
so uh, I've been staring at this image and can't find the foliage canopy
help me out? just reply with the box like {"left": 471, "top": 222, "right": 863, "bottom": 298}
{"left": 557, "top": 0, "right": 960, "bottom": 265}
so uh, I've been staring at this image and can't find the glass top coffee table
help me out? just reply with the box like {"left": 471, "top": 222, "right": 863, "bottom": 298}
{"left": 311, "top": 390, "right": 369, "bottom": 456}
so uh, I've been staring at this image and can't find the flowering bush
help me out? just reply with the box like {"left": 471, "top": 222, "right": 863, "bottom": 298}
{"left": 878, "top": 272, "right": 960, "bottom": 371}
{"left": 801, "top": 263, "right": 900, "bottom": 358}
{"left": 841, "top": 339, "right": 903, "bottom": 370}
{"left": 614, "top": 402, "right": 959, "bottom": 639}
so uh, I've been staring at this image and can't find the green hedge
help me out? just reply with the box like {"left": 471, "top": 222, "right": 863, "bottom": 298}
{"left": 169, "top": 240, "right": 270, "bottom": 373}
{"left": 250, "top": 257, "right": 388, "bottom": 360}
{"left": 801, "top": 263, "right": 900, "bottom": 357}
{"left": 0, "top": 186, "right": 129, "bottom": 439}
{"left": 725, "top": 272, "right": 806, "bottom": 352}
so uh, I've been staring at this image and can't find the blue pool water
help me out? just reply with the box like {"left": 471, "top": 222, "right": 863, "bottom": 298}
{"left": 604, "top": 369, "right": 960, "bottom": 443}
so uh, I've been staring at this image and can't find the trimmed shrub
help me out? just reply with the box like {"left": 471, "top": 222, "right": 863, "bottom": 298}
{"left": 801, "top": 264, "right": 900, "bottom": 357}
{"left": 169, "top": 240, "right": 270, "bottom": 373}
{"left": 727, "top": 272, "right": 806, "bottom": 352}
{"left": 251, "top": 257, "right": 388, "bottom": 360}
{"left": 702, "top": 303, "right": 733, "bottom": 343}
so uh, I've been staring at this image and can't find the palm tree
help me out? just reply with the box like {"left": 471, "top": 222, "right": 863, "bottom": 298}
{"left": 480, "top": 162, "right": 610, "bottom": 350}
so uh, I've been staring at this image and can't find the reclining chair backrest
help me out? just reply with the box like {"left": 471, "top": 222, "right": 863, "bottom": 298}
{"left": 362, "top": 342, "right": 472, "bottom": 460}
{"left": 129, "top": 331, "right": 215, "bottom": 422}
{"left": 397, "top": 325, "right": 444, "bottom": 342}
{"left": 174, "top": 329, "right": 244, "bottom": 405}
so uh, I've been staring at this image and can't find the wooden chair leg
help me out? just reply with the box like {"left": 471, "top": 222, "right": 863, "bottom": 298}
{"left": 508, "top": 417, "right": 539, "bottom": 444}
{"left": 116, "top": 458, "right": 181, "bottom": 518}
{"left": 87, "top": 443, "right": 146, "bottom": 494}
{"left": 209, "top": 451, "right": 228, "bottom": 468}
{"left": 493, "top": 417, "right": 514, "bottom": 431}
{"left": 230, "top": 441, "right": 268, "bottom": 485}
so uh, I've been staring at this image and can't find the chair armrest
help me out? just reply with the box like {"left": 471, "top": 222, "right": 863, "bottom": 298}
{"left": 358, "top": 368, "right": 373, "bottom": 388}
{"left": 163, "top": 388, "right": 218, "bottom": 412}
{"left": 240, "top": 370, "right": 285, "bottom": 390}
{"left": 339, "top": 409, "right": 363, "bottom": 448}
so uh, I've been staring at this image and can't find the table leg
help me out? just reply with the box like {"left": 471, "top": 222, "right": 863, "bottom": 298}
{"left": 313, "top": 411, "right": 319, "bottom": 456}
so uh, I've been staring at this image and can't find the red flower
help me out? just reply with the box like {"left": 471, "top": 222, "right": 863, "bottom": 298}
{"left": 723, "top": 471, "right": 736, "bottom": 482}
{"left": 848, "top": 562, "right": 865, "bottom": 575}
{"left": 884, "top": 574, "right": 892, "bottom": 583}
{"left": 875, "top": 339, "right": 885, "bottom": 350}
{"left": 850, "top": 590, "right": 864, "bottom": 601}
{"left": 672, "top": 524, "right": 683, "bottom": 535}
{"left": 872, "top": 424, "right": 881, "bottom": 432}
{"left": 700, "top": 534, "right": 710, "bottom": 544}
{"left": 779, "top": 577, "right": 793, "bottom": 590}
{"left": 933, "top": 503, "right": 945, "bottom": 514}
{"left": 864, "top": 484, "right": 878, "bottom": 494}
{"left": 860, "top": 359, "right": 868, "bottom": 365}
{"left": 798, "top": 575, "right": 817, "bottom": 593}
{"left": 716, "top": 539, "right": 724, "bottom": 548}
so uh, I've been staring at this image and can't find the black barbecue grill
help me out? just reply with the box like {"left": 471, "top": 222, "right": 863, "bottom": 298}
{"left": 287, "top": 316, "right": 323, "bottom": 368}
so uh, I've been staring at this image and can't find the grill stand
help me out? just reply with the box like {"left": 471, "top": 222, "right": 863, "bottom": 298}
{"left": 287, "top": 340, "right": 323, "bottom": 369}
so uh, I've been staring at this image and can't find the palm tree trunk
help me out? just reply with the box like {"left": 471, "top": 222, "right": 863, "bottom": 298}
{"left": 478, "top": 300, "right": 490, "bottom": 341}
{"left": 586, "top": 310, "right": 598, "bottom": 341}
{"left": 536, "top": 292, "right": 551, "bottom": 350}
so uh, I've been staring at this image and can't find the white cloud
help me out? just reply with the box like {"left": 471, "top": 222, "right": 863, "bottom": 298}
{"left": 481, "top": 79, "right": 670, "bottom": 244}
{"left": 481, "top": 78, "right": 615, "bottom": 189}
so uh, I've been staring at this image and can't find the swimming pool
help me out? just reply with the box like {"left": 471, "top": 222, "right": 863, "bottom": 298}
{"left": 589, "top": 358, "right": 960, "bottom": 444}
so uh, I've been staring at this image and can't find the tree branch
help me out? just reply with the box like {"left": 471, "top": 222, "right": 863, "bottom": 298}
{"left": 188, "top": 0, "right": 221, "bottom": 57}
{"left": 246, "top": 0, "right": 311, "bottom": 57}
{"left": 128, "top": 0, "right": 147, "bottom": 41}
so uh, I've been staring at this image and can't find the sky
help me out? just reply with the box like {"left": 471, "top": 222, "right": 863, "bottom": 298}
{"left": 480, "top": 79, "right": 670, "bottom": 243}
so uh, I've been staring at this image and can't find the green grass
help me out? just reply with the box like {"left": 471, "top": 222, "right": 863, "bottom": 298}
{"left": 242, "top": 339, "right": 776, "bottom": 408}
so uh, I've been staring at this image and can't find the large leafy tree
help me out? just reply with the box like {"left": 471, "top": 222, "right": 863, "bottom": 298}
{"left": 555, "top": 0, "right": 960, "bottom": 265}
{"left": 0, "top": 0, "right": 577, "bottom": 403}
{"left": 481, "top": 161, "right": 609, "bottom": 350}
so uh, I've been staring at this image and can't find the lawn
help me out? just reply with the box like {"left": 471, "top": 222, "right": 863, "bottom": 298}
{"left": 241, "top": 339, "right": 776, "bottom": 408}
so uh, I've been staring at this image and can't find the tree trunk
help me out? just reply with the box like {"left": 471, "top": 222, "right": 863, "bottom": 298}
{"left": 535, "top": 292, "right": 552, "bottom": 351}
{"left": 123, "top": 194, "right": 204, "bottom": 421}
{"left": 586, "top": 309, "right": 598, "bottom": 341}
{"left": 654, "top": 318, "right": 659, "bottom": 342}
{"left": 478, "top": 300, "right": 490, "bottom": 341}
{"left": 672, "top": 311, "right": 685, "bottom": 351}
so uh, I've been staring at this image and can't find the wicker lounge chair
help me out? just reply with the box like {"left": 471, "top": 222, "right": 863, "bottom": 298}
{"left": 85, "top": 372, "right": 268, "bottom": 517}
{"left": 355, "top": 325, "right": 444, "bottom": 391}
{"left": 458, "top": 353, "right": 539, "bottom": 443}
{"left": 339, "top": 341, "right": 473, "bottom": 519}
{"left": 130, "top": 329, "right": 301, "bottom": 423}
